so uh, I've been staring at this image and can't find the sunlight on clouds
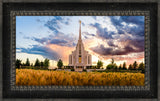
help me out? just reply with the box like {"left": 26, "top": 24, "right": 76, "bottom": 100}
{"left": 96, "top": 16, "right": 117, "bottom": 32}
{"left": 85, "top": 25, "right": 97, "bottom": 35}
{"left": 83, "top": 37, "right": 99, "bottom": 49}
{"left": 121, "top": 22, "right": 127, "bottom": 26}
{"left": 46, "top": 44, "right": 75, "bottom": 65}
{"left": 128, "top": 23, "right": 137, "bottom": 27}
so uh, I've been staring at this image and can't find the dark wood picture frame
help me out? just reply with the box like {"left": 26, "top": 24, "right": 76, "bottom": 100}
{"left": 1, "top": 1, "right": 159, "bottom": 100}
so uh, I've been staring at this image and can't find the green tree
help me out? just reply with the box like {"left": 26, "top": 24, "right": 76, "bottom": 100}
{"left": 31, "top": 63, "right": 33, "bottom": 67}
{"left": 97, "top": 60, "right": 103, "bottom": 69}
{"left": 25, "top": 58, "right": 30, "bottom": 66}
{"left": 16, "top": 59, "right": 22, "bottom": 69}
{"left": 106, "top": 64, "right": 113, "bottom": 69}
{"left": 22, "top": 63, "right": 25, "bottom": 66}
{"left": 44, "top": 58, "right": 50, "bottom": 68}
{"left": 112, "top": 59, "right": 117, "bottom": 70}
{"left": 57, "top": 59, "right": 63, "bottom": 69}
{"left": 111, "top": 58, "right": 113, "bottom": 64}
{"left": 122, "top": 62, "right": 127, "bottom": 70}
{"left": 119, "top": 64, "right": 122, "bottom": 70}
{"left": 40, "top": 61, "right": 44, "bottom": 68}
{"left": 128, "top": 64, "right": 133, "bottom": 70}
{"left": 133, "top": 61, "right": 138, "bottom": 70}
{"left": 106, "top": 58, "right": 117, "bottom": 70}
{"left": 138, "top": 62, "right": 145, "bottom": 70}
{"left": 34, "top": 58, "right": 40, "bottom": 67}
{"left": 114, "top": 65, "right": 118, "bottom": 71}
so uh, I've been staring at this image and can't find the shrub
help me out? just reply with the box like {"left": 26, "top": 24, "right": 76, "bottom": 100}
{"left": 141, "top": 69, "right": 145, "bottom": 73}
{"left": 97, "top": 60, "right": 103, "bottom": 69}
{"left": 83, "top": 69, "right": 87, "bottom": 72}
{"left": 71, "top": 68, "right": 75, "bottom": 71}
{"left": 57, "top": 59, "right": 63, "bottom": 69}
{"left": 106, "top": 64, "right": 114, "bottom": 69}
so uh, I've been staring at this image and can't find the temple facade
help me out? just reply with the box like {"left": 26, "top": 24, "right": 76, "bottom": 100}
{"left": 68, "top": 20, "right": 92, "bottom": 70}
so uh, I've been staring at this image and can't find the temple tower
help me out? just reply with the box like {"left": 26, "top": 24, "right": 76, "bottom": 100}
{"left": 68, "top": 20, "right": 92, "bottom": 71}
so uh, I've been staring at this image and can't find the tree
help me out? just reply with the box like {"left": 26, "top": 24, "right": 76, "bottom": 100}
{"left": 112, "top": 59, "right": 117, "bottom": 70}
{"left": 128, "top": 64, "right": 133, "bottom": 70}
{"left": 133, "top": 61, "right": 138, "bottom": 70}
{"left": 97, "top": 60, "right": 103, "bottom": 69}
{"left": 40, "top": 61, "right": 44, "bottom": 68}
{"left": 138, "top": 62, "right": 145, "bottom": 70}
{"left": 31, "top": 63, "right": 33, "bottom": 67}
{"left": 106, "top": 58, "right": 117, "bottom": 70}
{"left": 34, "top": 58, "right": 40, "bottom": 67}
{"left": 16, "top": 59, "right": 22, "bottom": 69}
{"left": 111, "top": 58, "right": 114, "bottom": 64}
{"left": 119, "top": 64, "right": 122, "bottom": 70}
{"left": 25, "top": 58, "right": 30, "bottom": 66}
{"left": 57, "top": 59, "right": 63, "bottom": 69}
{"left": 106, "top": 64, "right": 113, "bottom": 69}
{"left": 22, "top": 63, "right": 25, "bottom": 66}
{"left": 44, "top": 58, "right": 50, "bottom": 68}
{"left": 122, "top": 62, "right": 127, "bottom": 70}
{"left": 114, "top": 65, "right": 118, "bottom": 71}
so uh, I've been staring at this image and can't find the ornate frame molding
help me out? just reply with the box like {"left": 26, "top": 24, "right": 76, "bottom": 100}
{"left": 2, "top": 3, "right": 157, "bottom": 99}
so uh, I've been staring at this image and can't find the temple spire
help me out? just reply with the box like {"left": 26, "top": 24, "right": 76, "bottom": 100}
{"left": 79, "top": 20, "right": 81, "bottom": 40}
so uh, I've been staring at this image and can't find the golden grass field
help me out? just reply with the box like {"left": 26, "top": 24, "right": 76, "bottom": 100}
{"left": 16, "top": 69, "right": 144, "bottom": 86}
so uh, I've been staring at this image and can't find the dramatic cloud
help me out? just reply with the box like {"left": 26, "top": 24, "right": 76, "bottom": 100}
{"left": 44, "top": 16, "right": 70, "bottom": 34}
{"left": 32, "top": 33, "right": 77, "bottom": 47}
{"left": 17, "top": 45, "right": 60, "bottom": 60}
{"left": 91, "top": 38, "right": 144, "bottom": 56}
{"left": 87, "top": 16, "right": 144, "bottom": 59}
{"left": 110, "top": 16, "right": 144, "bottom": 36}
{"left": 47, "top": 44, "right": 75, "bottom": 64}
{"left": 89, "top": 23, "right": 114, "bottom": 39}
{"left": 107, "top": 40, "right": 118, "bottom": 47}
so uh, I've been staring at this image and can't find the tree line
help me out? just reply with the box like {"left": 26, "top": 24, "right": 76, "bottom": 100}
{"left": 97, "top": 58, "right": 145, "bottom": 71}
{"left": 18, "top": 58, "right": 144, "bottom": 72}
{"left": 56, "top": 58, "right": 145, "bottom": 72}
{"left": 16, "top": 58, "right": 50, "bottom": 69}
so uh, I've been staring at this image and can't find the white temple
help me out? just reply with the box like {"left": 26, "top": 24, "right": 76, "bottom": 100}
{"left": 68, "top": 20, "right": 92, "bottom": 70}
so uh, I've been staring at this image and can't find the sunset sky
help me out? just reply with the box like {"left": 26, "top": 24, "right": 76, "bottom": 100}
{"left": 16, "top": 16, "right": 144, "bottom": 68}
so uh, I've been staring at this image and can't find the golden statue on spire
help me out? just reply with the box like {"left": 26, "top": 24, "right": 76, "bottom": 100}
{"left": 79, "top": 20, "right": 81, "bottom": 24}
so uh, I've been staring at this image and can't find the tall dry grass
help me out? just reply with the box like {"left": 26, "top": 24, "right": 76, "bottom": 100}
{"left": 16, "top": 69, "right": 144, "bottom": 86}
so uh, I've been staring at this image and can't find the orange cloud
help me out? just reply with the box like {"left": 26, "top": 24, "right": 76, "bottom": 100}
{"left": 46, "top": 44, "right": 75, "bottom": 65}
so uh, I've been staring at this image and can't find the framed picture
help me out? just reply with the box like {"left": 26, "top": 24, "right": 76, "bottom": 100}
{"left": 1, "top": 1, "right": 159, "bottom": 100}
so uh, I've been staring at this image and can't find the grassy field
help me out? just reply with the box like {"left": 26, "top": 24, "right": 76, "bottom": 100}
{"left": 16, "top": 69, "right": 144, "bottom": 86}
